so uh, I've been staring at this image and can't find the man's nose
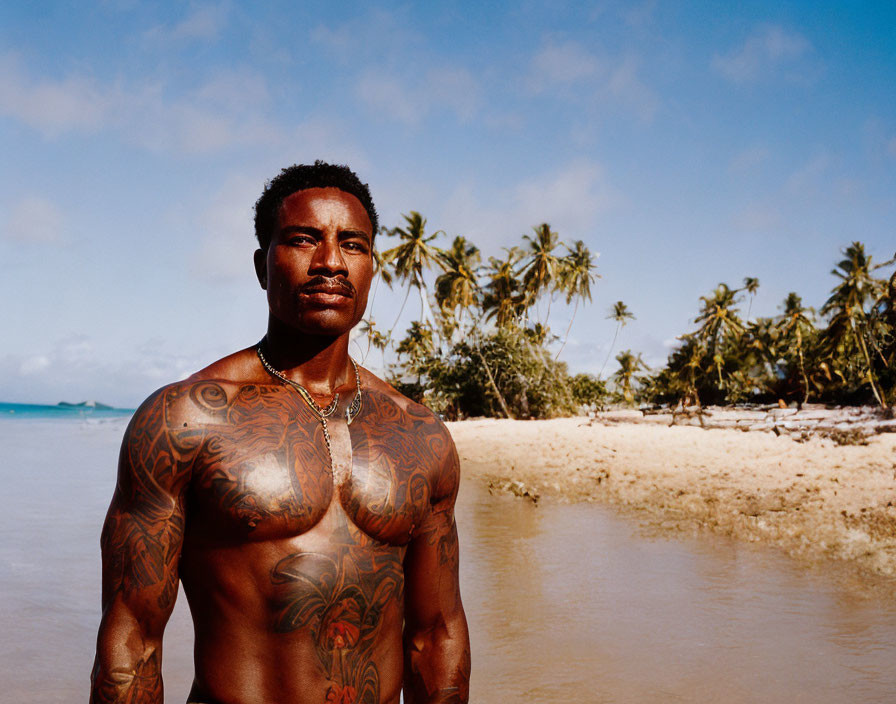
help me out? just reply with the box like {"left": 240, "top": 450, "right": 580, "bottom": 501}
{"left": 309, "top": 236, "right": 348, "bottom": 276}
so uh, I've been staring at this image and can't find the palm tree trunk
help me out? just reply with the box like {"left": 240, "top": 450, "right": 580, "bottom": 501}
{"left": 418, "top": 283, "right": 428, "bottom": 324}
{"left": 554, "top": 298, "right": 579, "bottom": 360}
{"left": 475, "top": 343, "right": 513, "bottom": 419}
{"left": 598, "top": 324, "right": 621, "bottom": 380}
{"left": 796, "top": 328, "right": 810, "bottom": 406}
{"left": 852, "top": 320, "right": 886, "bottom": 408}
{"left": 388, "top": 285, "right": 414, "bottom": 338}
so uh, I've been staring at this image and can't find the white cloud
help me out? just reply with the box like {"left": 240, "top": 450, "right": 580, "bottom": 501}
{"left": 283, "top": 118, "right": 371, "bottom": 172}
{"left": 116, "top": 75, "right": 278, "bottom": 154}
{"left": 0, "top": 55, "right": 109, "bottom": 137}
{"left": 607, "top": 55, "right": 658, "bottom": 121}
{"left": 1, "top": 334, "right": 202, "bottom": 406}
{"left": 356, "top": 73, "right": 420, "bottom": 125}
{"left": 355, "top": 66, "right": 482, "bottom": 125}
{"left": 0, "top": 55, "right": 276, "bottom": 153}
{"left": 144, "top": 2, "right": 229, "bottom": 42}
{"left": 526, "top": 41, "right": 659, "bottom": 121}
{"left": 515, "top": 160, "right": 623, "bottom": 234}
{"left": 528, "top": 40, "right": 603, "bottom": 92}
{"left": 310, "top": 9, "right": 424, "bottom": 62}
{"left": 191, "top": 176, "right": 260, "bottom": 283}
{"left": 3, "top": 196, "right": 65, "bottom": 243}
{"left": 19, "top": 355, "right": 50, "bottom": 375}
{"left": 712, "top": 25, "right": 811, "bottom": 83}
{"left": 439, "top": 160, "right": 623, "bottom": 249}
{"left": 427, "top": 67, "right": 481, "bottom": 122}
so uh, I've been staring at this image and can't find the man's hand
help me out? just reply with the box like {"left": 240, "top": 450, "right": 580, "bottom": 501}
{"left": 91, "top": 387, "right": 200, "bottom": 703}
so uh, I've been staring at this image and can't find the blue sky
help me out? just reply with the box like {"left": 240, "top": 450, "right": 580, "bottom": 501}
{"left": 1, "top": 1, "right": 894, "bottom": 407}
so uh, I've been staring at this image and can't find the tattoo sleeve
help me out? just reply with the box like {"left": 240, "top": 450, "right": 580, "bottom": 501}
{"left": 403, "top": 437, "right": 471, "bottom": 704}
{"left": 91, "top": 386, "right": 202, "bottom": 703}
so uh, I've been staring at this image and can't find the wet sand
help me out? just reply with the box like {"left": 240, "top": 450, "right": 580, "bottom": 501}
{"left": 448, "top": 415, "right": 896, "bottom": 578}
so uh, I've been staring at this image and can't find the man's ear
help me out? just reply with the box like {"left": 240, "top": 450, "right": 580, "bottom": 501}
{"left": 254, "top": 248, "right": 267, "bottom": 289}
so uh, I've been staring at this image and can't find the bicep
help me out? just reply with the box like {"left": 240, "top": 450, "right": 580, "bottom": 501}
{"left": 404, "top": 503, "right": 462, "bottom": 626}
{"left": 100, "top": 389, "right": 195, "bottom": 627}
{"left": 100, "top": 489, "right": 185, "bottom": 624}
{"left": 405, "top": 437, "right": 463, "bottom": 626}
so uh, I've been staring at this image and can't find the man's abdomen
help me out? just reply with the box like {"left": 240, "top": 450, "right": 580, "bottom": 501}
{"left": 180, "top": 506, "right": 407, "bottom": 704}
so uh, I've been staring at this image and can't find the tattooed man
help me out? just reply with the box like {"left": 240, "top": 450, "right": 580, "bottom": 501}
{"left": 91, "top": 162, "right": 471, "bottom": 704}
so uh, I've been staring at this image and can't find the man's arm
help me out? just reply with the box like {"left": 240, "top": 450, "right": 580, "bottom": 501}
{"left": 91, "top": 387, "right": 199, "bottom": 703}
{"left": 403, "top": 436, "right": 471, "bottom": 704}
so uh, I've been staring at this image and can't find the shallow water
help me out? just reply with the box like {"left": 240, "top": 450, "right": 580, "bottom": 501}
{"left": 2, "top": 418, "right": 895, "bottom": 702}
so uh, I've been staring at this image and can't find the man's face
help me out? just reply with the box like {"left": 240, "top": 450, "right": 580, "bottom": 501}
{"left": 255, "top": 187, "right": 374, "bottom": 336}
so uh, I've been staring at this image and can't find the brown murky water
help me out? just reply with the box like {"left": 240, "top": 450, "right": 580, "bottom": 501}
{"left": 3, "top": 419, "right": 896, "bottom": 702}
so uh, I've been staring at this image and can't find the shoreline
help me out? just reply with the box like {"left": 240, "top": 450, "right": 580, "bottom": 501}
{"left": 447, "top": 412, "right": 896, "bottom": 579}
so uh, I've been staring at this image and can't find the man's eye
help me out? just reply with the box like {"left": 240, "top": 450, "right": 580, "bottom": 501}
{"left": 289, "top": 236, "right": 315, "bottom": 246}
{"left": 343, "top": 241, "right": 368, "bottom": 252}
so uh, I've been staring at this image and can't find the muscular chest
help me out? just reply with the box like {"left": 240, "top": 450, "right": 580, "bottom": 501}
{"left": 187, "top": 388, "right": 435, "bottom": 544}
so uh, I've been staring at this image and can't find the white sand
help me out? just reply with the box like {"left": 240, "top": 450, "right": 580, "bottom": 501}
{"left": 448, "top": 416, "right": 896, "bottom": 577}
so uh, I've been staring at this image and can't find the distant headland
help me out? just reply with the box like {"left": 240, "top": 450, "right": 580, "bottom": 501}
{"left": 57, "top": 400, "right": 115, "bottom": 410}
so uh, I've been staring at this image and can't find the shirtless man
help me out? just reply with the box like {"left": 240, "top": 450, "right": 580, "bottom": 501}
{"left": 90, "top": 162, "right": 470, "bottom": 703}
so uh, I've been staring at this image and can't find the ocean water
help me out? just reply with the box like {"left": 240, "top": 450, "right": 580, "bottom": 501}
{"left": 3, "top": 414, "right": 896, "bottom": 702}
{"left": 0, "top": 402, "right": 134, "bottom": 420}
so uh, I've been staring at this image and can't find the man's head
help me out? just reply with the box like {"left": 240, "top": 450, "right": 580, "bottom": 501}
{"left": 253, "top": 162, "right": 377, "bottom": 337}
{"left": 254, "top": 161, "right": 378, "bottom": 253}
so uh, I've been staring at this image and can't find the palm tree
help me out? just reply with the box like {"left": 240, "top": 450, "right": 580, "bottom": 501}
{"left": 519, "top": 223, "right": 562, "bottom": 322}
{"left": 776, "top": 292, "right": 815, "bottom": 405}
{"left": 555, "top": 240, "right": 599, "bottom": 357}
{"left": 599, "top": 301, "right": 635, "bottom": 379}
{"left": 358, "top": 318, "right": 389, "bottom": 369}
{"left": 482, "top": 249, "right": 526, "bottom": 329}
{"left": 694, "top": 283, "right": 745, "bottom": 389}
{"left": 613, "top": 349, "right": 646, "bottom": 404}
{"left": 397, "top": 321, "right": 434, "bottom": 362}
{"left": 742, "top": 276, "right": 759, "bottom": 321}
{"left": 820, "top": 242, "right": 888, "bottom": 407}
{"left": 435, "top": 236, "right": 481, "bottom": 331}
{"left": 381, "top": 211, "right": 444, "bottom": 328}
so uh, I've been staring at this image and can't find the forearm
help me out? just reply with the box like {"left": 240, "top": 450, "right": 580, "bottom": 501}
{"left": 90, "top": 648, "right": 163, "bottom": 703}
{"left": 404, "top": 613, "right": 471, "bottom": 704}
{"left": 90, "top": 604, "right": 165, "bottom": 703}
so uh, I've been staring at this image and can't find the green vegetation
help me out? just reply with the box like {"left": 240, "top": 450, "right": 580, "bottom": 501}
{"left": 368, "top": 217, "right": 599, "bottom": 419}
{"left": 367, "top": 215, "right": 895, "bottom": 417}
{"left": 642, "top": 242, "right": 896, "bottom": 409}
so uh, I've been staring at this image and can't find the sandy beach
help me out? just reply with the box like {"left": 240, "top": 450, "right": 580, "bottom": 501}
{"left": 448, "top": 410, "right": 896, "bottom": 578}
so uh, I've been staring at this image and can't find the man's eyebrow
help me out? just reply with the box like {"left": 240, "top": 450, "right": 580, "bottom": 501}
{"left": 280, "top": 225, "right": 322, "bottom": 236}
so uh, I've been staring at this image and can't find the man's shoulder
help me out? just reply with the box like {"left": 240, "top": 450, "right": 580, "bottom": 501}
{"left": 129, "top": 347, "right": 264, "bottom": 432}
{"left": 360, "top": 368, "right": 448, "bottom": 432}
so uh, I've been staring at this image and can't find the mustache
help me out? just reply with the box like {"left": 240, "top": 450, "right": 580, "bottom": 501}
{"left": 300, "top": 276, "right": 356, "bottom": 297}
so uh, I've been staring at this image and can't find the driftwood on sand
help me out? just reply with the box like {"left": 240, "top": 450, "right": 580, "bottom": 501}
{"left": 602, "top": 404, "right": 896, "bottom": 445}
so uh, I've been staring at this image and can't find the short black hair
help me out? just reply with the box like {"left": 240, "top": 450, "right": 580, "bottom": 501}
{"left": 253, "top": 160, "right": 378, "bottom": 251}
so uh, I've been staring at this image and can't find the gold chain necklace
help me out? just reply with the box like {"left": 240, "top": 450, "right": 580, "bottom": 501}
{"left": 256, "top": 343, "right": 363, "bottom": 471}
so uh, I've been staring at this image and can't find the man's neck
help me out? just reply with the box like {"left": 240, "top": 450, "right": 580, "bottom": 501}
{"left": 261, "top": 317, "right": 354, "bottom": 397}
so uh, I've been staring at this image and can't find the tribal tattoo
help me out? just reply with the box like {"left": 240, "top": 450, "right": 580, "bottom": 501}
{"left": 270, "top": 517, "right": 405, "bottom": 704}
{"left": 93, "top": 378, "right": 468, "bottom": 704}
